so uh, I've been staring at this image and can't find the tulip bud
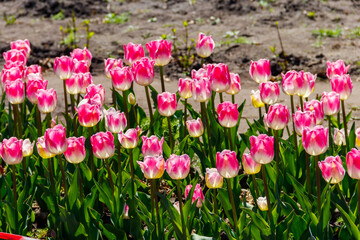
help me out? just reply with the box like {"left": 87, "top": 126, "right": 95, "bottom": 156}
{"left": 226, "top": 73, "right": 241, "bottom": 95}
{"left": 249, "top": 59, "right": 271, "bottom": 83}
{"left": 10, "top": 39, "right": 31, "bottom": 57}
{"left": 128, "top": 93, "right": 136, "bottom": 105}
{"left": 104, "top": 58, "right": 123, "bottom": 78}
{"left": 54, "top": 56, "right": 73, "bottom": 80}
{"left": 333, "top": 128, "right": 346, "bottom": 146}
{"left": 26, "top": 79, "right": 48, "bottom": 104}
{"left": 321, "top": 91, "right": 340, "bottom": 116}
{"left": 264, "top": 104, "right": 290, "bottom": 130}
{"left": 0, "top": 137, "right": 23, "bottom": 165}
{"left": 259, "top": 81, "right": 280, "bottom": 105}
{"left": 242, "top": 153, "right": 261, "bottom": 175}
{"left": 103, "top": 108, "right": 127, "bottom": 134}
{"left": 165, "top": 154, "right": 190, "bottom": 180}
{"left": 251, "top": 90, "right": 265, "bottom": 108}
{"left": 123, "top": 42, "right": 145, "bottom": 66}
{"left": 330, "top": 74, "right": 353, "bottom": 100}
{"left": 123, "top": 203, "right": 130, "bottom": 219}
{"left": 110, "top": 66, "right": 134, "bottom": 92}
{"left": 303, "top": 100, "right": 324, "bottom": 125}
{"left": 131, "top": 57, "right": 155, "bottom": 86}
{"left": 327, "top": 60, "right": 350, "bottom": 79}
{"left": 142, "top": 136, "right": 164, "bottom": 157}
{"left": 257, "top": 197, "right": 268, "bottom": 211}
{"left": 185, "top": 184, "right": 204, "bottom": 208}
{"left": 196, "top": 33, "right": 215, "bottom": 58}
{"left": 36, "top": 137, "right": 56, "bottom": 159}
{"left": 146, "top": 40, "right": 172, "bottom": 66}
{"left": 186, "top": 118, "right": 204, "bottom": 137}
{"left": 250, "top": 134, "right": 274, "bottom": 164}
{"left": 157, "top": 92, "right": 177, "bottom": 117}
{"left": 318, "top": 156, "right": 345, "bottom": 184}
{"left": 90, "top": 131, "right": 115, "bottom": 159}
{"left": 76, "top": 103, "right": 102, "bottom": 127}
{"left": 216, "top": 150, "right": 239, "bottom": 178}
{"left": 71, "top": 47, "right": 92, "bottom": 66}
{"left": 64, "top": 136, "right": 86, "bottom": 164}
{"left": 36, "top": 88, "right": 57, "bottom": 113}
{"left": 356, "top": 128, "right": 360, "bottom": 149}
{"left": 205, "top": 168, "right": 224, "bottom": 189}
{"left": 118, "top": 127, "right": 141, "bottom": 149}
{"left": 346, "top": 148, "right": 360, "bottom": 180}
{"left": 44, "top": 124, "right": 67, "bottom": 155}
{"left": 137, "top": 156, "right": 165, "bottom": 179}
{"left": 22, "top": 139, "right": 34, "bottom": 157}
{"left": 173, "top": 201, "right": 180, "bottom": 214}
{"left": 178, "top": 78, "right": 193, "bottom": 99}
{"left": 5, "top": 79, "right": 25, "bottom": 104}
{"left": 192, "top": 78, "right": 212, "bottom": 102}
{"left": 217, "top": 101, "right": 239, "bottom": 128}
{"left": 302, "top": 125, "right": 328, "bottom": 156}
{"left": 293, "top": 110, "right": 316, "bottom": 136}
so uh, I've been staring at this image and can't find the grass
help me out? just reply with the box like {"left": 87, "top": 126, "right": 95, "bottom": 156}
{"left": 311, "top": 27, "right": 342, "bottom": 38}
{"left": 52, "top": 10, "right": 65, "bottom": 21}
{"left": 219, "top": 30, "right": 253, "bottom": 46}
{"left": 104, "top": 12, "right": 131, "bottom": 24}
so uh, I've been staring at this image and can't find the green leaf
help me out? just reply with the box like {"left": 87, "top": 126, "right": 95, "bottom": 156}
{"left": 191, "top": 233, "right": 213, "bottom": 239}
{"left": 241, "top": 207, "right": 271, "bottom": 236}
{"left": 336, "top": 203, "right": 360, "bottom": 238}
{"left": 68, "top": 167, "right": 80, "bottom": 209}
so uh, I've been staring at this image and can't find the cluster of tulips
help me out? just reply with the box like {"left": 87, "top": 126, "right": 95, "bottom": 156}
{"left": 0, "top": 32, "right": 360, "bottom": 240}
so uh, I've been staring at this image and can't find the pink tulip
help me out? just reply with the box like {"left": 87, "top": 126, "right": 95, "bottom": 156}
{"left": 84, "top": 84, "right": 105, "bottom": 106}
{"left": 186, "top": 118, "right": 204, "bottom": 137}
{"left": 1, "top": 67, "right": 23, "bottom": 86}
{"left": 318, "top": 156, "right": 345, "bottom": 184}
{"left": 165, "top": 154, "right": 190, "bottom": 179}
{"left": 123, "top": 203, "right": 130, "bottom": 219}
{"left": 327, "top": 60, "right": 350, "bottom": 79}
{"left": 299, "top": 72, "right": 316, "bottom": 98}
{"left": 36, "top": 137, "right": 56, "bottom": 159}
{"left": 257, "top": 197, "right": 268, "bottom": 211}
{"left": 192, "top": 77, "right": 212, "bottom": 102}
{"left": 346, "top": 148, "right": 360, "bottom": 180}
{"left": 36, "top": 88, "right": 57, "bottom": 113}
{"left": 293, "top": 110, "right": 316, "bottom": 136}
{"left": 157, "top": 92, "right": 177, "bottom": 117}
{"left": 259, "top": 81, "right": 279, "bottom": 105}
{"left": 131, "top": 57, "right": 155, "bottom": 86}
{"left": 137, "top": 156, "right": 165, "bottom": 179}
{"left": 303, "top": 100, "right": 324, "bottom": 125}
{"left": 91, "top": 131, "right": 115, "bottom": 159}
{"left": 71, "top": 47, "right": 92, "bottom": 66}
{"left": 44, "top": 124, "right": 67, "bottom": 155}
{"left": 196, "top": 33, "right": 215, "bottom": 58}
{"left": 73, "top": 59, "right": 90, "bottom": 74}
{"left": 264, "top": 104, "right": 290, "bottom": 130}
{"left": 281, "top": 70, "right": 301, "bottom": 96}
{"left": 205, "top": 168, "right": 224, "bottom": 189}
{"left": 0, "top": 137, "right": 23, "bottom": 165}
{"left": 226, "top": 73, "right": 241, "bottom": 95}
{"left": 333, "top": 128, "right": 346, "bottom": 146}
{"left": 3, "top": 49, "right": 27, "bottom": 66}
{"left": 22, "top": 139, "right": 34, "bottom": 157}
{"left": 118, "top": 127, "right": 141, "bottom": 149}
{"left": 242, "top": 153, "right": 261, "bottom": 175}
{"left": 54, "top": 56, "right": 73, "bottom": 80}
{"left": 10, "top": 39, "right": 31, "bottom": 57}
{"left": 330, "top": 74, "right": 353, "bottom": 100}
{"left": 76, "top": 103, "right": 101, "bottom": 127}
{"left": 217, "top": 101, "right": 239, "bottom": 128}
{"left": 321, "top": 91, "right": 340, "bottom": 116}
{"left": 185, "top": 184, "right": 204, "bottom": 208}
{"left": 251, "top": 90, "right": 265, "bottom": 108}
{"left": 3, "top": 60, "right": 24, "bottom": 69}
{"left": 123, "top": 42, "right": 145, "bottom": 66}
{"left": 141, "top": 135, "right": 164, "bottom": 157}
{"left": 110, "top": 66, "right": 134, "bottom": 91}
{"left": 302, "top": 125, "right": 328, "bottom": 156}
{"left": 24, "top": 65, "right": 42, "bottom": 82}
{"left": 191, "top": 68, "right": 208, "bottom": 80}
{"left": 103, "top": 107, "right": 127, "bottom": 134}
{"left": 209, "top": 63, "right": 231, "bottom": 92}
{"left": 178, "top": 78, "right": 193, "bottom": 99}
{"left": 104, "top": 58, "right": 123, "bottom": 78}
{"left": 80, "top": 72, "right": 93, "bottom": 94}
{"left": 63, "top": 136, "right": 86, "bottom": 164}
{"left": 66, "top": 73, "right": 84, "bottom": 95}
{"left": 216, "top": 150, "right": 239, "bottom": 178}
{"left": 250, "top": 134, "right": 274, "bottom": 164}
{"left": 249, "top": 59, "right": 271, "bottom": 83}
{"left": 5, "top": 79, "right": 25, "bottom": 104}
{"left": 146, "top": 40, "right": 172, "bottom": 66}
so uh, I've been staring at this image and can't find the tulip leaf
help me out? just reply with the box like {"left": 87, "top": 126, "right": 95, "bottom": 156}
{"left": 190, "top": 233, "right": 213, "bottom": 239}
{"left": 68, "top": 167, "right": 80, "bottom": 209}
{"left": 241, "top": 207, "right": 271, "bottom": 236}
{"left": 79, "top": 162, "right": 92, "bottom": 182}
{"left": 336, "top": 203, "right": 360, "bottom": 238}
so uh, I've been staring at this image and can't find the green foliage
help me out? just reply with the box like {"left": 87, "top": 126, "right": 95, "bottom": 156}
{"left": 3, "top": 13, "right": 16, "bottom": 25}
{"left": 104, "top": 12, "right": 131, "bottom": 24}
{"left": 312, "top": 27, "right": 342, "bottom": 38}
{"left": 52, "top": 10, "right": 65, "bottom": 21}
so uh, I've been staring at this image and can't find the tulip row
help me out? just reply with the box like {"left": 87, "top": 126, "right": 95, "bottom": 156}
{"left": 0, "top": 35, "right": 360, "bottom": 240}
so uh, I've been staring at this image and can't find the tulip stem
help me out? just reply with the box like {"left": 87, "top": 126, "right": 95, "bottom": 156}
{"left": 36, "top": 106, "right": 42, "bottom": 136}
{"left": 159, "top": 66, "right": 165, "bottom": 92}
{"left": 305, "top": 153, "right": 311, "bottom": 194}
{"left": 201, "top": 102, "right": 214, "bottom": 167}
{"left": 212, "top": 188, "right": 218, "bottom": 215}
{"left": 201, "top": 57, "right": 204, "bottom": 66}
{"left": 12, "top": 104, "right": 19, "bottom": 138}
{"left": 315, "top": 155, "right": 321, "bottom": 214}
{"left": 117, "top": 139, "right": 123, "bottom": 191}
{"left": 264, "top": 104, "right": 268, "bottom": 114}
{"left": 88, "top": 127, "right": 95, "bottom": 175}
{"left": 232, "top": 95, "right": 235, "bottom": 104}
{"left": 77, "top": 164, "right": 84, "bottom": 202}
{"left": 22, "top": 157, "right": 27, "bottom": 179}
{"left": 153, "top": 179, "right": 162, "bottom": 239}
{"left": 63, "top": 80, "right": 69, "bottom": 132}
{"left": 145, "top": 86, "right": 154, "bottom": 123}
{"left": 183, "top": 99, "right": 188, "bottom": 138}
{"left": 196, "top": 138, "right": 207, "bottom": 172}
{"left": 251, "top": 174, "right": 260, "bottom": 203}
{"left": 122, "top": 90, "right": 129, "bottom": 123}
{"left": 228, "top": 128, "right": 234, "bottom": 151}
{"left": 261, "top": 165, "right": 273, "bottom": 226}
{"left": 132, "top": 104, "right": 138, "bottom": 126}
{"left": 58, "top": 154, "right": 68, "bottom": 204}
{"left": 47, "top": 158, "right": 56, "bottom": 196}
{"left": 167, "top": 117, "right": 173, "bottom": 152}
{"left": 336, "top": 184, "right": 347, "bottom": 204}
{"left": 112, "top": 87, "right": 116, "bottom": 109}
{"left": 226, "top": 178, "right": 238, "bottom": 232}
{"left": 219, "top": 93, "right": 224, "bottom": 103}
{"left": 341, "top": 100, "right": 349, "bottom": 151}
{"left": 105, "top": 158, "right": 115, "bottom": 196}
{"left": 328, "top": 117, "right": 333, "bottom": 154}
{"left": 70, "top": 94, "right": 78, "bottom": 137}
{"left": 176, "top": 180, "right": 187, "bottom": 238}
{"left": 46, "top": 113, "right": 51, "bottom": 128}
{"left": 357, "top": 180, "right": 360, "bottom": 222}
{"left": 258, "top": 107, "right": 262, "bottom": 119}
{"left": 274, "top": 130, "right": 280, "bottom": 176}
{"left": 150, "top": 179, "right": 157, "bottom": 238}
{"left": 11, "top": 164, "right": 17, "bottom": 215}
{"left": 299, "top": 96, "right": 304, "bottom": 111}
{"left": 290, "top": 95, "right": 299, "bottom": 161}
{"left": 211, "top": 92, "right": 216, "bottom": 116}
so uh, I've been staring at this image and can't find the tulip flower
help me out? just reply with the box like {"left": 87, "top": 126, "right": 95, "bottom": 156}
{"left": 80, "top": 72, "right": 93, "bottom": 94}
{"left": 293, "top": 110, "right": 316, "bottom": 135}
{"left": 303, "top": 100, "right": 324, "bottom": 125}
{"left": 24, "top": 65, "right": 42, "bottom": 82}
{"left": 123, "top": 204, "right": 130, "bottom": 219}
{"left": 333, "top": 128, "right": 346, "bottom": 146}
{"left": 216, "top": 150, "right": 239, "bottom": 178}
{"left": 5, "top": 79, "right": 25, "bottom": 104}
{"left": 192, "top": 77, "right": 212, "bottom": 102}
{"left": 3, "top": 49, "right": 27, "bottom": 66}
{"left": 91, "top": 131, "right": 115, "bottom": 159}
{"left": 185, "top": 184, "right": 204, "bottom": 208}
{"left": 73, "top": 59, "right": 90, "bottom": 74}
{"left": 71, "top": 47, "right": 92, "bottom": 66}
{"left": 0, "top": 137, "right": 23, "bottom": 165}
{"left": 346, "top": 148, "right": 360, "bottom": 180}
{"left": 178, "top": 78, "right": 193, "bottom": 99}
{"left": 76, "top": 103, "right": 102, "bottom": 127}
{"left": 26, "top": 79, "right": 47, "bottom": 104}
{"left": 110, "top": 66, "right": 134, "bottom": 91}
{"left": 251, "top": 90, "right": 265, "bottom": 108}
{"left": 146, "top": 40, "right": 172, "bottom": 66}
{"left": 44, "top": 124, "right": 67, "bottom": 155}
{"left": 141, "top": 136, "right": 164, "bottom": 157}
{"left": 281, "top": 70, "right": 301, "bottom": 96}
{"left": 131, "top": 57, "right": 155, "bottom": 86}
{"left": 209, "top": 63, "right": 231, "bottom": 93}
{"left": 186, "top": 118, "right": 204, "bottom": 137}
{"left": 10, "top": 39, "right": 31, "bottom": 57}
{"left": 84, "top": 84, "right": 105, "bottom": 106}
{"left": 321, "top": 91, "right": 340, "bottom": 116}
{"left": 327, "top": 60, "right": 350, "bottom": 78}
{"left": 330, "top": 74, "right": 353, "bottom": 100}
{"left": 257, "top": 197, "right": 268, "bottom": 211}
{"left": 22, "top": 139, "right": 34, "bottom": 157}
{"left": 1, "top": 67, "right": 23, "bottom": 87}
{"left": 104, "top": 58, "right": 123, "bottom": 78}
{"left": 302, "top": 125, "right": 328, "bottom": 156}
{"left": 137, "top": 156, "right": 165, "bottom": 179}
{"left": 191, "top": 68, "right": 208, "bottom": 80}
{"left": 250, "top": 134, "right": 274, "bottom": 164}
{"left": 54, "top": 56, "right": 73, "bottom": 80}
{"left": 103, "top": 108, "right": 127, "bottom": 134}
{"left": 259, "top": 81, "right": 280, "bottom": 105}
{"left": 242, "top": 153, "right": 261, "bottom": 175}
{"left": 196, "top": 33, "right": 215, "bottom": 58}
{"left": 36, "top": 88, "right": 57, "bottom": 113}
{"left": 64, "top": 136, "right": 86, "bottom": 164}
{"left": 165, "top": 154, "right": 190, "bottom": 179}
{"left": 226, "top": 73, "right": 241, "bottom": 95}
{"left": 300, "top": 72, "right": 316, "bottom": 98}
{"left": 217, "top": 101, "right": 239, "bottom": 128}
{"left": 318, "top": 156, "right": 345, "bottom": 184}
{"left": 118, "top": 127, "right": 141, "bottom": 149}
{"left": 36, "top": 137, "right": 56, "bottom": 159}
{"left": 157, "top": 92, "right": 177, "bottom": 117}
{"left": 205, "top": 168, "right": 224, "bottom": 188}
{"left": 123, "top": 42, "right": 145, "bottom": 66}
{"left": 264, "top": 104, "right": 290, "bottom": 130}
{"left": 249, "top": 59, "right": 271, "bottom": 83}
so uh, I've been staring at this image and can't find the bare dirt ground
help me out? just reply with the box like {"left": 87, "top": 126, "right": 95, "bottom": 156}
{"left": 1, "top": 0, "right": 360, "bottom": 131}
